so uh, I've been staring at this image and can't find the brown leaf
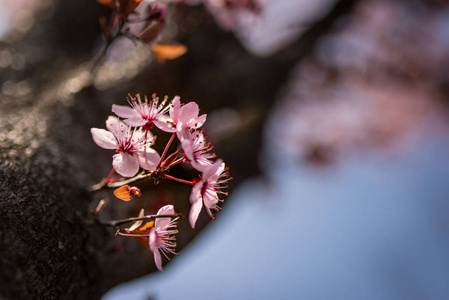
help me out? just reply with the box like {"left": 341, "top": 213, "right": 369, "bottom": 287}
{"left": 113, "top": 185, "right": 132, "bottom": 201}
{"left": 151, "top": 42, "right": 187, "bottom": 64}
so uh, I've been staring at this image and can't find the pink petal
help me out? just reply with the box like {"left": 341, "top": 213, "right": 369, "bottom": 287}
{"left": 124, "top": 116, "right": 147, "bottom": 127}
{"left": 153, "top": 248, "right": 163, "bottom": 272}
{"left": 148, "top": 229, "right": 164, "bottom": 272}
{"left": 112, "top": 153, "right": 140, "bottom": 177}
{"left": 203, "top": 159, "right": 224, "bottom": 180}
{"left": 91, "top": 128, "right": 118, "bottom": 149}
{"left": 155, "top": 205, "right": 175, "bottom": 229}
{"left": 179, "top": 102, "right": 200, "bottom": 122}
{"left": 170, "top": 96, "right": 181, "bottom": 121}
{"left": 189, "top": 114, "right": 207, "bottom": 129}
{"left": 148, "top": 229, "right": 157, "bottom": 252}
{"left": 112, "top": 104, "right": 140, "bottom": 118}
{"left": 180, "top": 132, "right": 194, "bottom": 162}
{"left": 191, "top": 158, "right": 213, "bottom": 173}
{"left": 154, "top": 116, "right": 176, "bottom": 133}
{"left": 105, "top": 116, "right": 123, "bottom": 136}
{"left": 203, "top": 188, "right": 219, "bottom": 208}
{"left": 189, "top": 183, "right": 204, "bottom": 228}
{"left": 137, "top": 148, "right": 160, "bottom": 172}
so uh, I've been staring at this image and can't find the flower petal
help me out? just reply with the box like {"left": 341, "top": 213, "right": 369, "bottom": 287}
{"left": 153, "top": 247, "right": 163, "bottom": 272}
{"left": 180, "top": 130, "right": 194, "bottom": 162}
{"left": 148, "top": 228, "right": 157, "bottom": 252}
{"left": 203, "top": 188, "right": 219, "bottom": 209}
{"left": 148, "top": 229, "right": 164, "bottom": 272}
{"left": 105, "top": 116, "right": 124, "bottom": 136}
{"left": 91, "top": 128, "right": 117, "bottom": 149}
{"left": 170, "top": 96, "right": 181, "bottom": 121}
{"left": 155, "top": 205, "right": 175, "bottom": 229}
{"left": 191, "top": 160, "right": 213, "bottom": 172}
{"left": 190, "top": 114, "right": 207, "bottom": 129}
{"left": 154, "top": 115, "right": 176, "bottom": 133}
{"left": 112, "top": 104, "right": 140, "bottom": 118}
{"left": 137, "top": 148, "right": 160, "bottom": 172}
{"left": 203, "top": 159, "right": 224, "bottom": 180}
{"left": 113, "top": 153, "right": 140, "bottom": 177}
{"left": 179, "top": 102, "right": 200, "bottom": 122}
{"left": 189, "top": 182, "right": 204, "bottom": 228}
{"left": 123, "top": 116, "right": 147, "bottom": 127}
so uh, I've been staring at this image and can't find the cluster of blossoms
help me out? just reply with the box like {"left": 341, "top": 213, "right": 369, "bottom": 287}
{"left": 91, "top": 93, "right": 230, "bottom": 271}
{"left": 94, "top": 0, "right": 262, "bottom": 66}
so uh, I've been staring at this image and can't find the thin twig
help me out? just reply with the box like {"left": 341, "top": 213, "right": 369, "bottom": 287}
{"left": 163, "top": 174, "right": 194, "bottom": 186}
{"left": 157, "top": 132, "right": 176, "bottom": 168}
{"left": 98, "top": 214, "right": 182, "bottom": 227}
{"left": 91, "top": 171, "right": 153, "bottom": 192}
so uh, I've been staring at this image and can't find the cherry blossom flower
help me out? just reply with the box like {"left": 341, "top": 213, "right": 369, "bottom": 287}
{"left": 149, "top": 205, "right": 179, "bottom": 272}
{"left": 189, "top": 159, "right": 229, "bottom": 228}
{"left": 157, "top": 96, "right": 207, "bottom": 136}
{"left": 180, "top": 129, "right": 214, "bottom": 172}
{"left": 112, "top": 94, "right": 171, "bottom": 131}
{"left": 91, "top": 116, "right": 160, "bottom": 177}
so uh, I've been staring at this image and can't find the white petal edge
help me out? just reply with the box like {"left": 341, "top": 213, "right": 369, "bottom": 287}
{"left": 105, "top": 116, "right": 122, "bottom": 136}
{"left": 179, "top": 102, "right": 200, "bottom": 122}
{"left": 170, "top": 96, "right": 181, "bottom": 121}
{"left": 190, "top": 114, "right": 207, "bottom": 129}
{"left": 112, "top": 104, "right": 140, "bottom": 118}
{"left": 112, "top": 153, "right": 140, "bottom": 177}
{"left": 189, "top": 183, "right": 204, "bottom": 228}
{"left": 149, "top": 229, "right": 164, "bottom": 272}
{"left": 137, "top": 148, "right": 161, "bottom": 172}
{"left": 155, "top": 205, "right": 175, "bottom": 229}
{"left": 91, "top": 128, "right": 117, "bottom": 149}
{"left": 203, "top": 159, "right": 224, "bottom": 180}
{"left": 124, "top": 116, "right": 146, "bottom": 127}
{"left": 154, "top": 116, "right": 176, "bottom": 133}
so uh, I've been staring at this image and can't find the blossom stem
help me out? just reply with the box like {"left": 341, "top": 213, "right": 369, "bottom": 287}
{"left": 157, "top": 132, "right": 176, "bottom": 168}
{"left": 99, "top": 214, "right": 181, "bottom": 227}
{"left": 163, "top": 174, "right": 194, "bottom": 185}
{"left": 105, "top": 168, "right": 116, "bottom": 183}
{"left": 91, "top": 171, "right": 153, "bottom": 192}
{"left": 167, "top": 157, "right": 185, "bottom": 168}
{"left": 116, "top": 232, "right": 148, "bottom": 237}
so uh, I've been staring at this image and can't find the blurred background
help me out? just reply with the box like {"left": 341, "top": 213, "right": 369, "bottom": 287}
{"left": 1, "top": 0, "right": 449, "bottom": 299}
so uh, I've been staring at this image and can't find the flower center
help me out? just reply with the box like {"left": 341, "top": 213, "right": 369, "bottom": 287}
{"left": 117, "top": 140, "right": 136, "bottom": 155}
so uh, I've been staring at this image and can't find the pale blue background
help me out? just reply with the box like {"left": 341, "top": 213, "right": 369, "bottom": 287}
{"left": 104, "top": 128, "right": 449, "bottom": 300}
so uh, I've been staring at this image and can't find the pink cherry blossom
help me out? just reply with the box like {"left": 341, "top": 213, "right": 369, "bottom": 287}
{"left": 189, "top": 159, "right": 229, "bottom": 228}
{"left": 157, "top": 96, "right": 207, "bottom": 136}
{"left": 91, "top": 116, "right": 160, "bottom": 177}
{"left": 180, "top": 129, "right": 214, "bottom": 172}
{"left": 148, "top": 205, "right": 179, "bottom": 272}
{"left": 112, "top": 94, "right": 171, "bottom": 131}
